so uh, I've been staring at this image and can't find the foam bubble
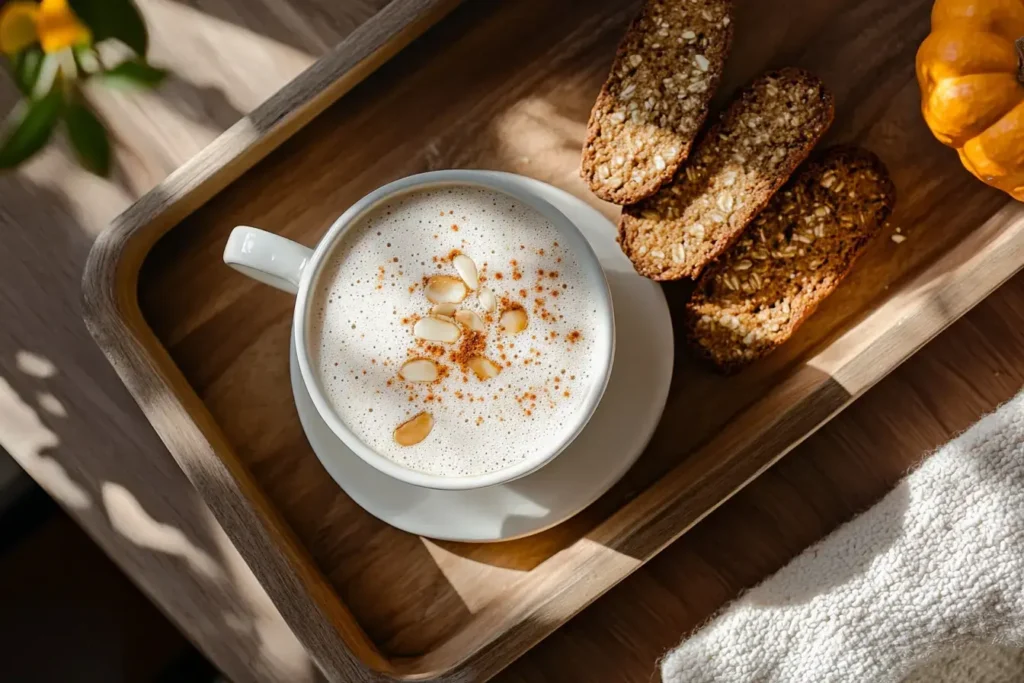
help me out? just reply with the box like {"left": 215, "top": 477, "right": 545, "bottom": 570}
{"left": 309, "top": 186, "right": 601, "bottom": 478}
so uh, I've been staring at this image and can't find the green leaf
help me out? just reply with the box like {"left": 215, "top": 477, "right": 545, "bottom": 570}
{"left": 98, "top": 59, "right": 168, "bottom": 90}
{"left": 68, "top": 0, "right": 149, "bottom": 56}
{"left": 12, "top": 48, "right": 44, "bottom": 96}
{"left": 64, "top": 100, "right": 110, "bottom": 176}
{"left": 0, "top": 88, "right": 63, "bottom": 169}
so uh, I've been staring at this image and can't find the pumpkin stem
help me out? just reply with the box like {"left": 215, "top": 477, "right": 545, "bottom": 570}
{"left": 1018, "top": 37, "right": 1024, "bottom": 84}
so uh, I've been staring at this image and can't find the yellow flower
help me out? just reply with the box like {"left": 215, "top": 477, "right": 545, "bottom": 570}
{"left": 0, "top": 0, "right": 90, "bottom": 55}
{"left": 0, "top": 2, "right": 39, "bottom": 54}
{"left": 36, "top": 0, "right": 90, "bottom": 52}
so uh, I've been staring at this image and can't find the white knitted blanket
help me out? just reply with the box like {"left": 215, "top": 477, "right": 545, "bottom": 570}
{"left": 662, "top": 390, "right": 1024, "bottom": 683}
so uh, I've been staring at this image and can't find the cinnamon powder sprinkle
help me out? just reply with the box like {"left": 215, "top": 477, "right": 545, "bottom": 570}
{"left": 424, "top": 344, "right": 446, "bottom": 358}
{"left": 449, "top": 330, "right": 486, "bottom": 373}
{"left": 567, "top": 330, "right": 582, "bottom": 344}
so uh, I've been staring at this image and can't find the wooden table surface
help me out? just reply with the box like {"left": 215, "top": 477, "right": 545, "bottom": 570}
{"left": 3, "top": 1, "right": 1022, "bottom": 682}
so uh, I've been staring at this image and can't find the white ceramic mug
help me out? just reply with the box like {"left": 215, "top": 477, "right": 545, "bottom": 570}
{"left": 223, "top": 170, "right": 615, "bottom": 490}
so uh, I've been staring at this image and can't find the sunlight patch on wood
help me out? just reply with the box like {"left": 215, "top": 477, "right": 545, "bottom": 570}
{"left": 206, "top": 510, "right": 316, "bottom": 681}
{"left": 421, "top": 538, "right": 527, "bottom": 613}
{"left": 36, "top": 391, "right": 67, "bottom": 417}
{"left": 15, "top": 350, "right": 57, "bottom": 378}
{"left": 493, "top": 97, "right": 588, "bottom": 186}
{"left": 102, "top": 481, "right": 222, "bottom": 580}
{"left": 807, "top": 203, "right": 1024, "bottom": 393}
{"left": 0, "top": 375, "right": 89, "bottom": 509}
{"left": 143, "top": 0, "right": 317, "bottom": 110}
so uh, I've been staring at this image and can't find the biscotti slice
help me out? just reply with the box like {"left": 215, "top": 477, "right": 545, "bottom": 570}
{"left": 620, "top": 68, "right": 835, "bottom": 281}
{"left": 685, "top": 147, "right": 896, "bottom": 372}
{"left": 581, "top": 0, "right": 734, "bottom": 204}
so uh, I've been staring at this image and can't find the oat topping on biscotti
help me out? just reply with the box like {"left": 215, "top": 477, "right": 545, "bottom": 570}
{"left": 620, "top": 68, "right": 835, "bottom": 281}
{"left": 581, "top": 0, "right": 734, "bottom": 205}
{"left": 685, "top": 147, "right": 896, "bottom": 372}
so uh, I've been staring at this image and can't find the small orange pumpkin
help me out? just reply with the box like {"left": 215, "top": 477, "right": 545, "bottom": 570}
{"left": 916, "top": 0, "right": 1024, "bottom": 201}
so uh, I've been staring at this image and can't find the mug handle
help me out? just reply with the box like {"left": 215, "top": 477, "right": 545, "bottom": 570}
{"left": 223, "top": 226, "right": 313, "bottom": 295}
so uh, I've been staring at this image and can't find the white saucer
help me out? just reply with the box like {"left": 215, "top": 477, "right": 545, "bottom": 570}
{"left": 292, "top": 174, "right": 673, "bottom": 542}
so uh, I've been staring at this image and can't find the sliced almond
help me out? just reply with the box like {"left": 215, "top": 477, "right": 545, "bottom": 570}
{"left": 424, "top": 275, "right": 468, "bottom": 304}
{"left": 467, "top": 356, "right": 501, "bottom": 381}
{"left": 499, "top": 308, "right": 528, "bottom": 335}
{"left": 453, "top": 254, "right": 479, "bottom": 290}
{"left": 454, "top": 309, "right": 485, "bottom": 332}
{"left": 478, "top": 287, "right": 497, "bottom": 313}
{"left": 398, "top": 358, "right": 438, "bottom": 383}
{"left": 430, "top": 303, "right": 457, "bottom": 317}
{"left": 394, "top": 412, "right": 433, "bottom": 446}
{"left": 413, "top": 316, "right": 461, "bottom": 343}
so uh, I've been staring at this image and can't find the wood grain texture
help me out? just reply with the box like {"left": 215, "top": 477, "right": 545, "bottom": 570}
{"left": 498, "top": 271, "right": 1024, "bottom": 683}
{"left": 82, "top": 3, "right": 462, "bottom": 680}
{"left": 81, "top": 0, "right": 1024, "bottom": 681}
{"left": 1, "top": 1, "right": 423, "bottom": 681}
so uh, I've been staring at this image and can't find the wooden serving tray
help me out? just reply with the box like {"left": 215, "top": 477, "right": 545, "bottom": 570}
{"left": 83, "top": 0, "right": 1024, "bottom": 681}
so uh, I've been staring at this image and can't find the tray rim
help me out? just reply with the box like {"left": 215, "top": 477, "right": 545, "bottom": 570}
{"left": 80, "top": 2, "right": 1024, "bottom": 680}
{"left": 81, "top": 1, "right": 463, "bottom": 680}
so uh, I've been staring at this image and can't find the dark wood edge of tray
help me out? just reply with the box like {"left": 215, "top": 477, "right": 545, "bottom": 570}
{"left": 79, "top": 0, "right": 1024, "bottom": 678}
{"left": 81, "top": 1, "right": 463, "bottom": 681}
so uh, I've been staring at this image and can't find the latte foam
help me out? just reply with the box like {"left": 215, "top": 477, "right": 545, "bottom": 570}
{"left": 309, "top": 185, "right": 604, "bottom": 478}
